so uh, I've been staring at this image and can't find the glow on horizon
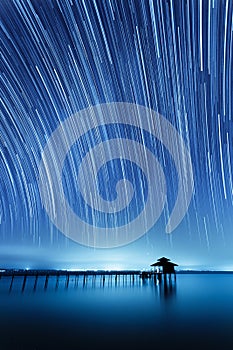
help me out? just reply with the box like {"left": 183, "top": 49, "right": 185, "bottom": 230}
{"left": 13, "top": 264, "right": 233, "bottom": 272}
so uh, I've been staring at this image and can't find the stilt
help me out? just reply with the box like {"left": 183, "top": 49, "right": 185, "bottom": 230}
{"left": 22, "top": 275, "right": 27, "bottom": 292}
{"left": 108, "top": 274, "right": 112, "bottom": 286}
{"left": 9, "top": 274, "right": 14, "bottom": 293}
{"left": 55, "top": 275, "right": 59, "bottom": 290}
{"left": 33, "top": 274, "right": 38, "bottom": 291}
{"left": 44, "top": 274, "right": 49, "bottom": 290}
{"left": 75, "top": 274, "right": 79, "bottom": 287}
{"left": 65, "top": 274, "right": 70, "bottom": 288}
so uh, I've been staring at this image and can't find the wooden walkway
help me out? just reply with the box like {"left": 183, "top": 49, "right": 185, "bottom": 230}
{"left": 0, "top": 269, "right": 176, "bottom": 293}
{"left": 0, "top": 269, "right": 142, "bottom": 277}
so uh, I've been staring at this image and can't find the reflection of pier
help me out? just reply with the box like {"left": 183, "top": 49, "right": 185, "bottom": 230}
{"left": 138, "top": 256, "right": 178, "bottom": 299}
{"left": 158, "top": 273, "right": 176, "bottom": 299}
{"left": 140, "top": 271, "right": 176, "bottom": 299}
{"left": 0, "top": 268, "right": 176, "bottom": 297}
{"left": 0, "top": 270, "right": 143, "bottom": 293}
{"left": 140, "top": 270, "right": 176, "bottom": 282}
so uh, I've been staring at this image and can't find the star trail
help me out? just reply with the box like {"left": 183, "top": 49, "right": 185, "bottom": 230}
{"left": 0, "top": 0, "right": 233, "bottom": 269}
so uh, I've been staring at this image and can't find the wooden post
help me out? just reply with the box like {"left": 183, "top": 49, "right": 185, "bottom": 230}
{"left": 9, "top": 274, "right": 14, "bottom": 293}
{"left": 92, "top": 274, "right": 95, "bottom": 287}
{"left": 65, "top": 274, "right": 70, "bottom": 289}
{"left": 22, "top": 274, "right": 27, "bottom": 292}
{"left": 55, "top": 274, "right": 59, "bottom": 290}
{"left": 33, "top": 274, "right": 38, "bottom": 291}
{"left": 44, "top": 274, "right": 49, "bottom": 290}
{"left": 75, "top": 274, "right": 79, "bottom": 287}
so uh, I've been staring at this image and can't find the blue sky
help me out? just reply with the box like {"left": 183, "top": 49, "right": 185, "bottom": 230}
{"left": 0, "top": 0, "right": 233, "bottom": 270}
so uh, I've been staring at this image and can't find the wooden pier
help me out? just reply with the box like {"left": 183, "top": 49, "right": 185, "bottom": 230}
{"left": 0, "top": 269, "right": 176, "bottom": 293}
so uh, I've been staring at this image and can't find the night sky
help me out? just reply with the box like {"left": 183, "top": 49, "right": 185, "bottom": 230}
{"left": 0, "top": 0, "right": 233, "bottom": 270}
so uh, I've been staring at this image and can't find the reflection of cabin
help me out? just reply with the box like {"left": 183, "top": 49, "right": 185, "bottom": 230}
{"left": 150, "top": 257, "right": 178, "bottom": 274}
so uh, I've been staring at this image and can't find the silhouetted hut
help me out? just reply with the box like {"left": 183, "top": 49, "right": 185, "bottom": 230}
{"left": 151, "top": 257, "right": 178, "bottom": 274}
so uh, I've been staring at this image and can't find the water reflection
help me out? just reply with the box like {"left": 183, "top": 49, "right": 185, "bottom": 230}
{"left": 1, "top": 273, "right": 233, "bottom": 349}
{"left": 140, "top": 272, "right": 177, "bottom": 301}
{"left": 4, "top": 272, "right": 177, "bottom": 303}
{"left": 159, "top": 274, "right": 176, "bottom": 300}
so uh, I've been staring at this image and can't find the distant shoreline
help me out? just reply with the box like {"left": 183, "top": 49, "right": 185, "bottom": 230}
{"left": 177, "top": 270, "right": 233, "bottom": 274}
{"left": 1, "top": 269, "right": 233, "bottom": 276}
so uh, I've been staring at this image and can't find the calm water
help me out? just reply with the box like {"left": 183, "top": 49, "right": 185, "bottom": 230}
{"left": 0, "top": 273, "right": 233, "bottom": 349}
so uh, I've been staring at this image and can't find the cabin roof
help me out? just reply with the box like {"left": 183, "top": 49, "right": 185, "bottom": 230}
{"left": 157, "top": 257, "right": 170, "bottom": 261}
{"left": 150, "top": 257, "right": 178, "bottom": 267}
{"left": 151, "top": 261, "right": 178, "bottom": 267}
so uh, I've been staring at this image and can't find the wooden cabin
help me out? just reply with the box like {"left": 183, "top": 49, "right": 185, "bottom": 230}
{"left": 151, "top": 257, "right": 178, "bottom": 274}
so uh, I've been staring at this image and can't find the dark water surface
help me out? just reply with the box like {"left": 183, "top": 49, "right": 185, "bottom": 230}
{"left": 0, "top": 273, "right": 233, "bottom": 349}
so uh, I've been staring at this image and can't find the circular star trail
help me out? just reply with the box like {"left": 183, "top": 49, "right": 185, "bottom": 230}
{"left": 0, "top": 0, "right": 233, "bottom": 266}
